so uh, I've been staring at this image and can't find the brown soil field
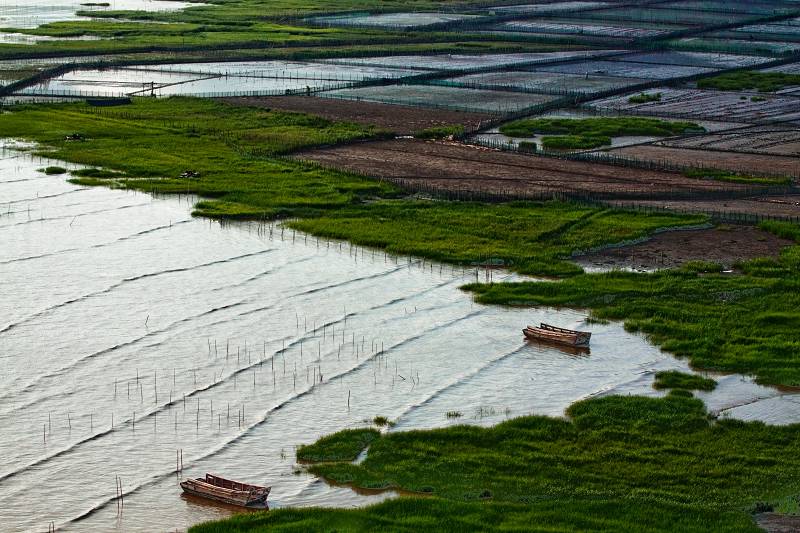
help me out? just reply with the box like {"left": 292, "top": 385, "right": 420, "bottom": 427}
{"left": 610, "top": 145, "right": 800, "bottom": 177}
{"left": 611, "top": 195, "right": 800, "bottom": 219}
{"left": 660, "top": 126, "right": 800, "bottom": 158}
{"left": 223, "top": 96, "right": 491, "bottom": 135}
{"left": 573, "top": 226, "right": 794, "bottom": 271}
{"left": 295, "top": 139, "right": 765, "bottom": 199}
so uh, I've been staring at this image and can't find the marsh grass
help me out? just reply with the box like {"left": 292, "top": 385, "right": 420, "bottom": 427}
{"left": 41, "top": 166, "right": 67, "bottom": 175}
{"left": 466, "top": 222, "right": 800, "bottom": 387}
{"left": 305, "top": 394, "right": 800, "bottom": 507}
{"left": 189, "top": 496, "right": 761, "bottom": 532}
{"left": 193, "top": 393, "right": 800, "bottom": 532}
{"left": 0, "top": 97, "right": 396, "bottom": 216}
{"left": 289, "top": 202, "right": 706, "bottom": 276}
{"left": 654, "top": 371, "right": 717, "bottom": 391}
{"left": 296, "top": 428, "right": 379, "bottom": 463}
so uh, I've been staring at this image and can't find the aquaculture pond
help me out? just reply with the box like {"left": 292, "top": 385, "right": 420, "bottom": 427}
{"left": 2, "top": 143, "right": 800, "bottom": 532}
{"left": 20, "top": 61, "right": 423, "bottom": 97}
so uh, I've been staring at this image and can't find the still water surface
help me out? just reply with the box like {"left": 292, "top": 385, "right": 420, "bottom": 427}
{"left": 1, "top": 144, "right": 799, "bottom": 532}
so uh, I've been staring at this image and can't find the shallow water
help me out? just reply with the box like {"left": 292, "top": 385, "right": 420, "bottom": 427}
{"left": 1, "top": 144, "right": 798, "bottom": 532}
{"left": 0, "top": 0, "right": 198, "bottom": 30}
{"left": 307, "top": 12, "right": 480, "bottom": 29}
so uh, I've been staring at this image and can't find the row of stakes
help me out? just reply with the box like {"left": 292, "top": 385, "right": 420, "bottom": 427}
{"left": 33, "top": 226, "right": 466, "bottom": 445}
{"left": 38, "top": 311, "right": 431, "bottom": 443}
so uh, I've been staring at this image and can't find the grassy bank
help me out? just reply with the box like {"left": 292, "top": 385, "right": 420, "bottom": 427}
{"left": 697, "top": 71, "right": 800, "bottom": 92}
{"left": 288, "top": 202, "right": 704, "bottom": 276}
{"left": 191, "top": 497, "right": 761, "bottom": 532}
{"left": 466, "top": 221, "right": 800, "bottom": 387}
{"left": 0, "top": 97, "right": 704, "bottom": 276}
{"left": 653, "top": 371, "right": 717, "bottom": 391}
{"left": 683, "top": 168, "right": 792, "bottom": 186}
{"left": 191, "top": 393, "right": 800, "bottom": 532}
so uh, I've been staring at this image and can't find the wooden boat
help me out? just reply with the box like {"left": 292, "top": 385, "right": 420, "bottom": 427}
{"left": 523, "top": 323, "right": 591, "bottom": 347}
{"left": 180, "top": 473, "right": 270, "bottom": 508}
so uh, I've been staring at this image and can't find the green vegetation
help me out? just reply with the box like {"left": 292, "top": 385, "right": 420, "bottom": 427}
{"left": 654, "top": 371, "right": 717, "bottom": 391}
{"left": 500, "top": 117, "right": 705, "bottom": 139}
{"left": 500, "top": 117, "right": 704, "bottom": 150}
{"left": 373, "top": 416, "right": 392, "bottom": 427}
{"left": 698, "top": 71, "right": 800, "bottom": 92}
{"left": 628, "top": 92, "right": 662, "bottom": 104}
{"left": 296, "top": 429, "right": 379, "bottom": 463}
{"left": 684, "top": 168, "right": 792, "bottom": 186}
{"left": 466, "top": 221, "right": 800, "bottom": 387}
{"left": 71, "top": 167, "right": 124, "bottom": 179}
{"left": 761, "top": 220, "right": 800, "bottom": 242}
{"left": 41, "top": 165, "right": 67, "bottom": 175}
{"left": 415, "top": 124, "right": 464, "bottom": 140}
{"left": 682, "top": 260, "right": 723, "bottom": 273}
{"left": 516, "top": 140, "right": 537, "bottom": 153}
{"left": 289, "top": 202, "right": 706, "bottom": 276}
{"left": 193, "top": 393, "right": 800, "bottom": 532}
{"left": 541, "top": 134, "right": 610, "bottom": 150}
{"left": 0, "top": 97, "right": 394, "bottom": 218}
{"left": 0, "top": 96, "right": 706, "bottom": 277}
{"left": 191, "top": 496, "right": 760, "bottom": 532}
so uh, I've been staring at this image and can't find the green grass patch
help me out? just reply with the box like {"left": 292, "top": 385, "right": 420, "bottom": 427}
{"left": 465, "top": 224, "right": 800, "bottom": 386}
{"left": 41, "top": 165, "right": 67, "bottom": 175}
{"left": 415, "top": 124, "right": 465, "bottom": 140}
{"left": 628, "top": 92, "right": 662, "bottom": 104}
{"left": 296, "top": 428, "right": 379, "bottom": 462}
{"left": 306, "top": 394, "right": 800, "bottom": 506}
{"left": 541, "top": 134, "right": 610, "bottom": 150}
{"left": 684, "top": 168, "right": 791, "bottom": 186}
{"left": 654, "top": 371, "right": 717, "bottom": 391}
{"left": 697, "top": 71, "right": 800, "bottom": 92}
{"left": 190, "top": 496, "right": 761, "bottom": 532}
{"left": 289, "top": 203, "right": 706, "bottom": 276}
{"left": 760, "top": 220, "right": 800, "bottom": 242}
{"left": 194, "top": 393, "right": 800, "bottom": 532}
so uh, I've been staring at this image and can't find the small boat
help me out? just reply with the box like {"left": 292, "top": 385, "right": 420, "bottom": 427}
{"left": 523, "top": 323, "right": 591, "bottom": 347}
{"left": 180, "top": 473, "right": 270, "bottom": 508}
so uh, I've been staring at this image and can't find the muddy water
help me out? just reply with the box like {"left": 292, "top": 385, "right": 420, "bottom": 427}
{"left": 1, "top": 145, "right": 799, "bottom": 532}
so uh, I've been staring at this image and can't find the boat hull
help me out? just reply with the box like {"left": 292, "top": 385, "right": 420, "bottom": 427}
{"left": 523, "top": 325, "right": 591, "bottom": 347}
{"left": 180, "top": 478, "right": 270, "bottom": 508}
